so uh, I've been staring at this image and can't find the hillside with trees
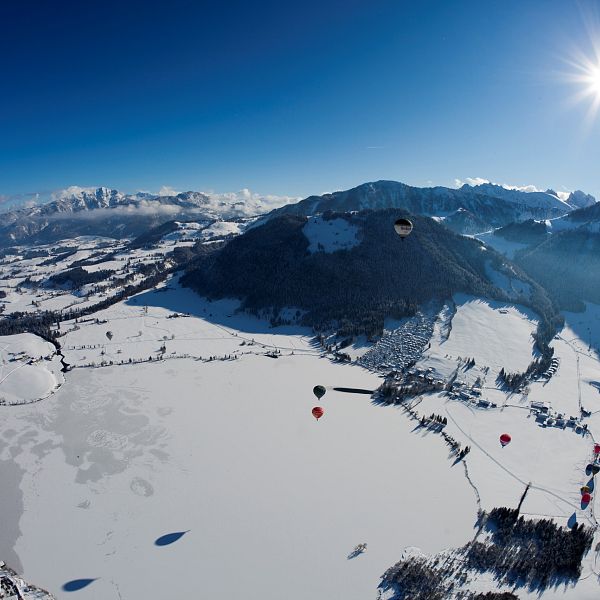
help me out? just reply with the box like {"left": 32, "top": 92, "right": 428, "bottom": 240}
{"left": 182, "top": 209, "right": 560, "bottom": 343}
{"left": 516, "top": 229, "right": 600, "bottom": 311}
{"left": 494, "top": 219, "right": 548, "bottom": 244}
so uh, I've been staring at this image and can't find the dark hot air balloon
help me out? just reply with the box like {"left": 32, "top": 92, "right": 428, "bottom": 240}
{"left": 312, "top": 406, "right": 324, "bottom": 421}
{"left": 394, "top": 218, "right": 413, "bottom": 240}
{"left": 594, "top": 444, "right": 600, "bottom": 454}
{"left": 313, "top": 385, "right": 326, "bottom": 400}
{"left": 499, "top": 433, "right": 511, "bottom": 446}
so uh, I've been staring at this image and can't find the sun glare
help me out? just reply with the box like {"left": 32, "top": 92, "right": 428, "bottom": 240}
{"left": 562, "top": 44, "right": 600, "bottom": 126}
{"left": 587, "top": 64, "right": 600, "bottom": 95}
{"left": 579, "top": 60, "right": 600, "bottom": 98}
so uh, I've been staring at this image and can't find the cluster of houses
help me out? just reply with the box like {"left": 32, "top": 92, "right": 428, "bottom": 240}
{"left": 447, "top": 379, "right": 498, "bottom": 408}
{"left": 403, "top": 367, "right": 445, "bottom": 388}
{"left": 530, "top": 401, "right": 587, "bottom": 433}
{"left": 358, "top": 313, "right": 434, "bottom": 373}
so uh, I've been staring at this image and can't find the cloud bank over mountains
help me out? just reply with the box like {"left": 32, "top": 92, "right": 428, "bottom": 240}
{"left": 0, "top": 186, "right": 300, "bottom": 215}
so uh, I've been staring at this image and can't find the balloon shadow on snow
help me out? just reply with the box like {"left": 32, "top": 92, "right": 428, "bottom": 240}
{"left": 154, "top": 531, "right": 189, "bottom": 546}
{"left": 62, "top": 579, "right": 98, "bottom": 592}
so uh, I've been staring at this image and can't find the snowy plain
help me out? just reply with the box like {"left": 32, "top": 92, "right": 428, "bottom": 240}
{"left": 1, "top": 234, "right": 600, "bottom": 598}
{"left": 0, "top": 287, "right": 478, "bottom": 599}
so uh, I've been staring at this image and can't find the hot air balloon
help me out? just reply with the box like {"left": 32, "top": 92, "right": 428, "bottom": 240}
{"left": 582, "top": 492, "right": 592, "bottom": 504}
{"left": 594, "top": 444, "right": 600, "bottom": 454}
{"left": 499, "top": 433, "right": 511, "bottom": 447}
{"left": 394, "top": 218, "right": 413, "bottom": 241}
{"left": 313, "top": 385, "right": 326, "bottom": 400}
{"left": 312, "top": 406, "right": 324, "bottom": 421}
{"left": 581, "top": 485, "right": 591, "bottom": 494}
{"left": 106, "top": 331, "right": 113, "bottom": 341}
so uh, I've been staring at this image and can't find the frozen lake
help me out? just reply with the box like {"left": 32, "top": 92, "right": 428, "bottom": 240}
{"left": 1, "top": 353, "right": 477, "bottom": 599}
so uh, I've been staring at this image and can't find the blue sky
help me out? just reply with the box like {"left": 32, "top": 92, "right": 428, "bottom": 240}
{"left": 1, "top": 0, "right": 600, "bottom": 202}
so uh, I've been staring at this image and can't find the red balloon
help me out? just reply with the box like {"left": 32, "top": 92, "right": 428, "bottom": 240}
{"left": 594, "top": 444, "right": 600, "bottom": 454}
{"left": 582, "top": 492, "right": 592, "bottom": 504}
{"left": 499, "top": 433, "right": 511, "bottom": 446}
{"left": 312, "top": 406, "right": 324, "bottom": 420}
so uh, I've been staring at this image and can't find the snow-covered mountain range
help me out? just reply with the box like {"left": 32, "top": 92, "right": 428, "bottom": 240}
{"left": 0, "top": 187, "right": 297, "bottom": 246}
{"left": 267, "top": 180, "right": 596, "bottom": 234}
{"left": 0, "top": 181, "right": 595, "bottom": 246}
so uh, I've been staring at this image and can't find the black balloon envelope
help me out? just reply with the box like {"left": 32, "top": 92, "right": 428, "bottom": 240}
{"left": 313, "top": 385, "right": 326, "bottom": 400}
{"left": 394, "top": 218, "right": 413, "bottom": 240}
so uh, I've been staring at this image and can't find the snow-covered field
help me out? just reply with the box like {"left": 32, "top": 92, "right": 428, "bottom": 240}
{"left": 2, "top": 229, "right": 600, "bottom": 598}
{"left": 303, "top": 215, "right": 360, "bottom": 253}
{"left": 0, "top": 334, "right": 64, "bottom": 405}
{"left": 0, "top": 310, "right": 477, "bottom": 599}
{"left": 425, "top": 295, "right": 536, "bottom": 371}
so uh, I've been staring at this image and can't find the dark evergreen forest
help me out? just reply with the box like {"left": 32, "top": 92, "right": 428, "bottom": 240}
{"left": 182, "top": 209, "right": 561, "bottom": 345}
{"left": 516, "top": 229, "right": 600, "bottom": 310}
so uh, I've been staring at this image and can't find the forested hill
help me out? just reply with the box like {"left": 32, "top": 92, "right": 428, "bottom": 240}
{"left": 182, "top": 209, "right": 554, "bottom": 339}
{"left": 564, "top": 200, "right": 600, "bottom": 223}
{"left": 495, "top": 204, "right": 600, "bottom": 311}
{"left": 494, "top": 219, "right": 548, "bottom": 244}
{"left": 516, "top": 229, "right": 600, "bottom": 311}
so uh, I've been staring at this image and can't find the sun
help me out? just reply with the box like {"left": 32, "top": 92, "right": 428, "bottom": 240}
{"left": 581, "top": 61, "right": 600, "bottom": 98}
{"left": 587, "top": 64, "right": 600, "bottom": 96}
{"left": 562, "top": 45, "right": 600, "bottom": 125}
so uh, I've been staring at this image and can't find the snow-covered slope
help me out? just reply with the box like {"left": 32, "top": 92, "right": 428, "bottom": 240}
{"left": 303, "top": 215, "right": 361, "bottom": 253}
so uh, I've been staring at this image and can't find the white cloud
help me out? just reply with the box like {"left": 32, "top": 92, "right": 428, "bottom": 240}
{"left": 454, "top": 177, "right": 490, "bottom": 188}
{"left": 202, "top": 188, "right": 300, "bottom": 213}
{"left": 52, "top": 186, "right": 89, "bottom": 200}
{"left": 43, "top": 201, "right": 184, "bottom": 221}
{"left": 0, "top": 191, "right": 46, "bottom": 213}
{"left": 158, "top": 186, "right": 180, "bottom": 196}
{"left": 501, "top": 183, "right": 542, "bottom": 193}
